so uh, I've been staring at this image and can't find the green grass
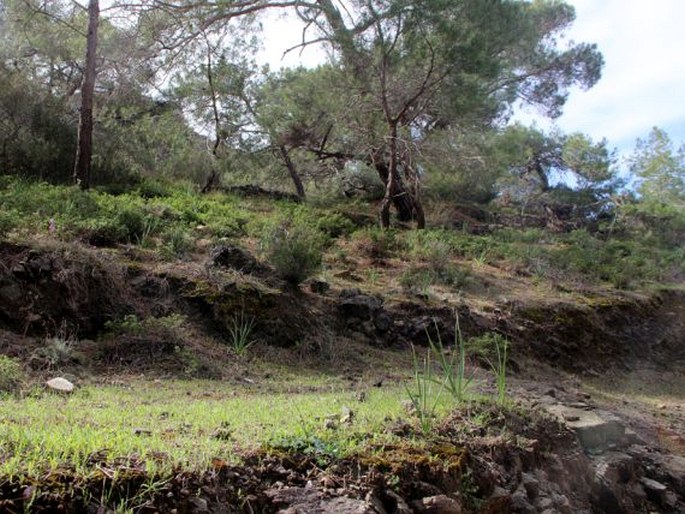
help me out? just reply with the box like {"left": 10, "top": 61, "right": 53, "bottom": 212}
{"left": 1, "top": 177, "right": 682, "bottom": 289}
{"left": 0, "top": 379, "right": 454, "bottom": 478}
{"left": 0, "top": 355, "right": 24, "bottom": 394}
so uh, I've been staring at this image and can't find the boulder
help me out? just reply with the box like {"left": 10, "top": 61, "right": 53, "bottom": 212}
{"left": 339, "top": 294, "right": 382, "bottom": 321}
{"left": 210, "top": 244, "right": 266, "bottom": 275}
{"left": 45, "top": 377, "right": 74, "bottom": 393}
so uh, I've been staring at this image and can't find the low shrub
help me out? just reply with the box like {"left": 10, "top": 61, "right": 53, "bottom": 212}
{"left": 261, "top": 220, "right": 324, "bottom": 285}
{"left": 0, "top": 355, "right": 25, "bottom": 394}
{"left": 399, "top": 263, "right": 472, "bottom": 292}
{"left": 351, "top": 227, "right": 406, "bottom": 259}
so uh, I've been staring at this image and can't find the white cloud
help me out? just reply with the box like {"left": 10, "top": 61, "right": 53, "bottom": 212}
{"left": 258, "top": 0, "right": 685, "bottom": 156}
{"left": 552, "top": 0, "right": 685, "bottom": 154}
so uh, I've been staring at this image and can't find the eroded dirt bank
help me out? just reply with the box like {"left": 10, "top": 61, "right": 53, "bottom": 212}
{"left": 0, "top": 240, "right": 684, "bottom": 512}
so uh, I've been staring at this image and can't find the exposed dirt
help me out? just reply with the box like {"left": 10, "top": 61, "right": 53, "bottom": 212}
{"left": 0, "top": 239, "right": 684, "bottom": 513}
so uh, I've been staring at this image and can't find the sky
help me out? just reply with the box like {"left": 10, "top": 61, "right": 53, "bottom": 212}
{"left": 259, "top": 0, "right": 685, "bottom": 161}
{"left": 528, "top": 0, "right": 685, "bottom": 159}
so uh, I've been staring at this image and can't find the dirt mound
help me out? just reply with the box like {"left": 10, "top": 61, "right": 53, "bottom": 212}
{"left": 507, "top": 290, "right": 685, "bottom": 372}
{"left": 0, "top": 242, "right": 132, "bottom": 337}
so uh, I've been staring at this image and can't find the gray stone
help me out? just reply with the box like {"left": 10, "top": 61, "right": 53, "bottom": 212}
{"left": 522, "top": 473, "right": 540, "bottom": 499}
{"left": 640, "top": 477, "right": 668, "bottom": 506}
{"left": 411, "top": 495, "right": 462, "bottom": 514}
{"left": 373, "top": 312, "right": 393, "bottom": 332}
{"left": 45, "top": 377, "right": 75, "bottom": 393}
{"left": 189, "top": 497, "right": 209, "bottom": 512}
{"left": 340, "top": 294, "right": 382, "bottom": 320}
{"left": 380, "top": 490, "right": 412, "bottom": 514}
{"left": 510, "top": 490, "right": 535, "bottom": 513}
{"left": 267, "top": 487, "right": 376, "bottom": 514}
{"left": 545, "top": 405, "right": 626, "bottom": 452}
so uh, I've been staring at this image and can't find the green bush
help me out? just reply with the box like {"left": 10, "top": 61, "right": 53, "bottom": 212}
{"left": 0, "top": 208, "right": 20, "bottom": 238}
{"left": 351, "top": 227, "right": 406, "bottom": 258}
{"left": 163, "top": 226, "right": 194, "bottom": 257}
{"left": 261, "top": 221, "right": 324, "bottom": 285}
{"left": 399, "top": 263, "right": 472, "bottom": 291}
{"left": 0, "top": 355, "right": 25, "bottom": 394}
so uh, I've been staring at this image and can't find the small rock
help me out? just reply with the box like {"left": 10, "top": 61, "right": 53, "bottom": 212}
{"left": 481, "top": 487, "right": 511, "bottom": 514}
{"left": 356, "top": 391, "right": 366, "bottom": 402}
{"left": 402, "top": 399, "right": 417, "bottom": 415}
{"left": 510, "top": 491, "right": 535, "bottom": 514}
{"left": 339, "top": 288, "right": 362, "bottom": 298}
{"left": 373, "top": 312, "right": 393, "bottom": 332}
{"left": 323, "top": 418, "right": 337, "bottom": 430}
{"left": 189, "top": 497, "right": 209, "bottom": 512}
{"left": 381, "top": 490, "right": 412, "bottom": 514}
{"left": 411, "top": 495, "right": 462, "bottom": 514}
{"left": 341, "top": 406, "right": 354, "bottom": 425}
{"left": 522, "top": 473, "right": 540, "bottom": 499}
{"left": 46, "top": 377, "right": 75, "bottom": 393}
{"left": 640, "top": 477, "right": 668, "bottom": 506}
{"left": 309, "top": 280, "right": 330, "bottom": 294}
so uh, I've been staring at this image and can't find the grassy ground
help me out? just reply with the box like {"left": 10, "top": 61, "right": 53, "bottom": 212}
{"left": 0, "top": 380, "right": 397, "bottom": 475}
{"left": 1, "top": 177, "right": 684, "bottom": 511}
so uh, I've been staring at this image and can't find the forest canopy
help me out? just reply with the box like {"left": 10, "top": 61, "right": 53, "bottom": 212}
{"left": 0, "top": 0, "right": 682, "bottom": 232}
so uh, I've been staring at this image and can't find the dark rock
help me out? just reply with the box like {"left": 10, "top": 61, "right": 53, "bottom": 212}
{"left": 210, "top": 244, "right": 265, "bottom": 275}
{"left": 378, "top": 490, "right": 412, "bottom": 514}
{"left": 373, "top": 312, "right": 393, "bottom": 332}
{"left": 522, "top": 473, "right": 540, "bottom": 499}
{"left": 340, "top": 294, "right": 382, "bottom": 321}
{"left": 309, "top": 280, "right": 330, "bottom": 295}
{"left": 640, "top": 477, "right": 668, "bottom": 507}
{"left": 510, "top": 490, "right": 535, "bottom": 513}
{"left": 480, "top": 487, "right": 511, "bottom": 514}
{"left": 189, "top": 497, "right": 209, "bottom": 512}
{"left": 339, "top": 288, "right": 362, "bottom": 298}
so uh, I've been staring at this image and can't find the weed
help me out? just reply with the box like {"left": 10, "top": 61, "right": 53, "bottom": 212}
{"left": 428, "top": 318, "right": 473, "bottom": 404}
{"left": 405, "top": 345, "right": 443, "bottom": 433}
{"left": 33, "top": 337, "right": 82, "bottom": 371}
{"left": 0, "top": 208, "right": 20, "bottom": 238}
{"left": 365, "top": 268, "right": 381, "bottom": 284}
{"left": 163, "top": 226, "right": 194, "bottom": 258}
{"left": 399, "top": 264, "right": 472, "bottom": 292}
{"left": 351, "top": 227, "right": 405, "bottom": 258}
{"left": 0, "top": 355, "right": 24, "bottom": 394}
{"left": 227, "top": 310, "right": 256, "bottom": 357}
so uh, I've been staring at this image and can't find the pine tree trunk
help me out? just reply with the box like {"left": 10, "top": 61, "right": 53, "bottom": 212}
{"left": 373, "top": 158, "right": 418, "bottom": 223}
{"left": 73, "top": 0, "right": 99, "bottom": 190}
{"left": 279, "top": 146, "right": 306, "bottom": 200}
